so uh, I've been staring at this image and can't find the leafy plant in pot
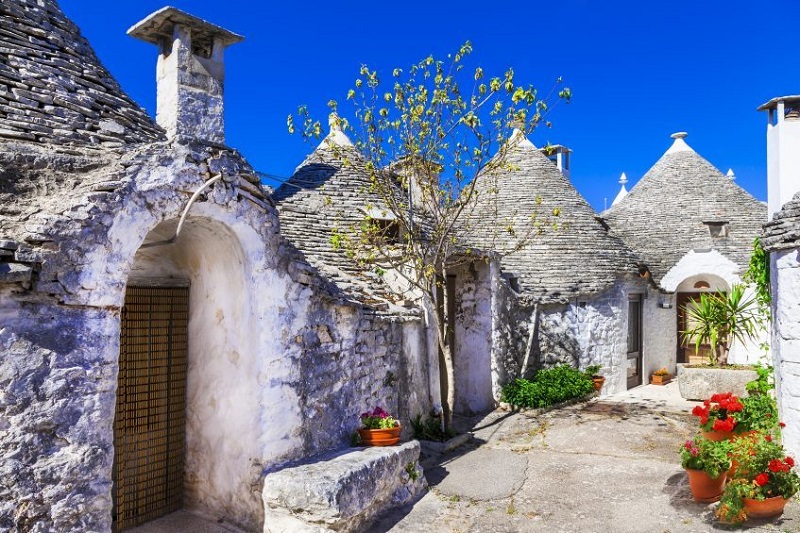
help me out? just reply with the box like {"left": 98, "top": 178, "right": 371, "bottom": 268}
{"left": 585, "top": 365, "right": 604, "bottom": 392}
{"left": 358, "top": 406, "right": 401, "bottom": 446}
{"left": 717, "top": 431, "right": 800, "bottom": 524}
{"left": 679, "top": 436, "right": 732, "bottom": 502}
{"left": 680, "top": 284, "right": 759, "bottom": 367}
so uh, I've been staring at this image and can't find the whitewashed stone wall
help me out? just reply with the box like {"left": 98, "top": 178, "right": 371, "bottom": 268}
{"left": 0, "top": 141, "right": 434, "bottom": 532}
{"left": 642, "top": 290, "right": 677, "bottom": 377}
{"left": 489, "top": 272, "right": 648, "bottom": 397}
{"left": 771, "top": 250, "right": 800, "bottom": 458}
{"left": 452, "top": 261, "right": 494, "bottom": 415}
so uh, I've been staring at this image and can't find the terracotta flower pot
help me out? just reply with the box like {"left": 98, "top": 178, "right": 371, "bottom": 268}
{"left": 685, "top": 468, "right": 726, "bottom": 503}
{"left": 651, "top": 374, "right": 670, "bottom": 385}
{"left": 358, "top": 424, "right": 401, "bottom": 446}
{"left": 592, "top": 376, "right": 605, "bottom": 392}
{"left": 742, "top": 496, "right": 789, "bottom": 519}
{"left": 701, "top": 429, "right": 735, "bottom": 442}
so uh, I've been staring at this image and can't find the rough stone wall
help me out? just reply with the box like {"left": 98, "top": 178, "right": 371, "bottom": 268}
{"left": 0, "top": 140, "right": 433, "bottom": 532}
{"left": 490, "top": 275, "right": 646, "bottom": 397}
{"left": 771, "top": 250, "right": 800, "bottom": 458}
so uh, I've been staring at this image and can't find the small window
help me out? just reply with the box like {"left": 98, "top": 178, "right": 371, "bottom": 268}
{"left": 703, "top": 221, "right": 729, "bottom": 238}
{"left": 371, "top": 218, "right": 402, "bottom": 245}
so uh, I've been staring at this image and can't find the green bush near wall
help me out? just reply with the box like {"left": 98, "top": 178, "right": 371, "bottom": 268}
{"left": 501, "top": 365, "right": 595, "bottom": 409}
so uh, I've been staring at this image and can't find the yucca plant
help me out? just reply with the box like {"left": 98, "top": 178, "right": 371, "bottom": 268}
{"left": 681, "top": 284, "right": 759, "bottom": 366}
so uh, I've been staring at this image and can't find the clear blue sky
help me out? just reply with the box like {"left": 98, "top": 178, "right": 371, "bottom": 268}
{"left": 60, "top": 0, "right": 796, "bottom": 211}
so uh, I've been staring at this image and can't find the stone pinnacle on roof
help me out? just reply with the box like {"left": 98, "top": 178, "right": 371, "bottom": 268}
{"left": 664, "top": 131, "right": 695, "bottom": 155}
{"left": 611, "top": 172, "right": 629, "bottom": 206}
{"left": 508, "top": 127, "right": 537, "bottom": 150}
{"left": 317, "top": 113, "right": 354, "bottom": 150}
{"left": 727, "top": 168, "right": 736, "bottom": 180}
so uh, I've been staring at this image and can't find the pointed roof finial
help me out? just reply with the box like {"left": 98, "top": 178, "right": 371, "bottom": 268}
{"left": 665, "top": 131, "right": 695, "bottom": 155}
{"left": 727, "top": 168, "right": 736, "bottom": 180}
{"left": 507, "top": 123, "right": 536, "bottom": 149}
{"left": 317, "top": 112, "right": 353, "bottom": 149}
{"left": 329, "top": 112, "right": 342, "bottom": 132}
{"left": 612, "top": 173, "right": 629, "bottom": 206}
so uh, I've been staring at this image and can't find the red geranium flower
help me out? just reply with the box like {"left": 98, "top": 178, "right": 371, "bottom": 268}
{"left": 786, "top": 456, "right": 795, "bottom": 467}
{"left": 766, "top": 435, "right": 773, "bottom": 442}
{"left": 769, "top": 459, "right": 785, "bottom": 473}
{"left": 755, "top": 473, "right": 770, "bottom": 486}
{"left": 780, "top": 422, "right": 787, "bottom": 428}
{"left": 713, "top": 417, "right": 736, "bottom": 432}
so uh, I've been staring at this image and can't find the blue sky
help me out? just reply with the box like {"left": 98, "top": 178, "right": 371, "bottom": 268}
{"left": 60, "top": 0, "right": 795, "bottom": 210}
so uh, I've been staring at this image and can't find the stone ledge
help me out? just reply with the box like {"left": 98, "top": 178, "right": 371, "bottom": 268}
{"left": 262, "top": 441, "right": 427, "bottom": 532}
{"left": 677, "top": 363, "right": 757, "bottom": 400}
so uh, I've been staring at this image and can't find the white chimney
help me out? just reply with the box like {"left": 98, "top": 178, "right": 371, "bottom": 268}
{"left": 540, "top": 145, "right": 572, "bottom": 179}
{"left": 129, "top": 7, "right": 243, "bottom": 145}
{"left": 758, "top": 95, "right": 800, "bottom": 219}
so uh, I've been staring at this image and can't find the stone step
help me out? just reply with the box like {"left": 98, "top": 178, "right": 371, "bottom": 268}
{"left": 262, "top": 441, "right": 427, "bottom": 532}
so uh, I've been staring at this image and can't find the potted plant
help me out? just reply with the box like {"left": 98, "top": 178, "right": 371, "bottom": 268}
{"left": 358, "top": 406, "right": 401, "bottom": 446}
{"left": 677, "top": 284, "right": 761, "bottom": 400}
{"left": 680, "top": 436, "right": 732, "bottom": 502}
{"left": 585, "top": 365, "right": 605, "bottom": 392}
{"left": 717, "top": 432, "right": 800, "bottom": 524}
{"left": 691, "top": 392, "right": 744, "bottom": 441}
{"left": 651, "top": 367, "right": 670, "bottom": 385}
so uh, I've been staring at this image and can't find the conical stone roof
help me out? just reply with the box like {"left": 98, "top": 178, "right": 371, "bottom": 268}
{"left": 0, "top": 0, "right": 164, "bottom": 146}
{"left": 602, "top": 133, "right": 766, "bottom": 285}
{"left": 274, "top": 128, "right": 400, "bottom": 307}
{"left": 463, "top": 131, "right": 641, "bottom": 303}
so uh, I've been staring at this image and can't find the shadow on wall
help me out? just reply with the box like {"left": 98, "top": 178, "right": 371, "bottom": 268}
{"left": 271, "top": 163, "right": 339, "bottom": 201}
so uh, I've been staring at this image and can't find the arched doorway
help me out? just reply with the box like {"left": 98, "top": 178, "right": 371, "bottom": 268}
{"left": 676, "top": 274, "right": 730, "bottom": 365}
{"left": 113, "top": 215, "right": 261, "bottom": 530}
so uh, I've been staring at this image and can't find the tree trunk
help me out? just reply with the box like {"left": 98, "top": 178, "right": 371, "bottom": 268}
{"left": 520, "top": 303, "right": 539, "bottom": 380}
{"left": 430, "top": 277, "right": 455, "bottom": 433}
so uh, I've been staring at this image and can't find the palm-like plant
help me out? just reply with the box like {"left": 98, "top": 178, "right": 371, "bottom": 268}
{"left": 681, "top": 284, "right": 760, "bottom": 366}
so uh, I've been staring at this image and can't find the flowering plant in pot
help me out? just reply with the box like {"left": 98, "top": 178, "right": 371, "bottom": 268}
{"left": 651, "top": 367, "right": 670, "bottom": 385}
{"left": 691, "top": 392, "right": 743, "bottom": 440}
{"left": 585, "top": 364, "right": 605, "bottom": 392}
{"left": 716, "top": 432, "right": 800, "bottom": 524}
{"left": 679, "top": 436, "right": 732, "bottom": 502}
{"left": 358, "top": 406, "right": 401, "bottom": 446}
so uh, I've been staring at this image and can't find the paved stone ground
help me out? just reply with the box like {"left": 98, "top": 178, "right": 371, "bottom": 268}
{"left": 369, "top": 383, "right": 800, "bottom": 533}
{"left": 135, "top": 383, "right": 799, "bottom": 532}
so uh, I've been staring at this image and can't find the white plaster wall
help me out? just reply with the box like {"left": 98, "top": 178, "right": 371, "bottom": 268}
{"left": 452, "top": 262, "right": 494, "bottom": 415}
{"left": 771, "top": 250, "right": 800, "bottom": 458}
{"left": 767, "top": 114, "right": 800, "bottom": 219}
{"left": 660, "top": 250, "right": 741, "bottom": 293}
{"left": 642, "top": 289, "right": 677, "bottom": 378}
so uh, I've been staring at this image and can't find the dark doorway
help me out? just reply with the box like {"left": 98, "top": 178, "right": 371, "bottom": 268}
{"left": 627, "top": 295, "right": 643, "bottom": 389}
{"left": 113, "top": 285, "right": 189, "bottom": 531}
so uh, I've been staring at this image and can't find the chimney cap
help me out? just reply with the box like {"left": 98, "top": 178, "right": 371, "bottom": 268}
{"left": 757, "top": 95, "right": 800, "bottom": 112}
{"left": 128, "top": 6, "right": 244, "bottom": 47}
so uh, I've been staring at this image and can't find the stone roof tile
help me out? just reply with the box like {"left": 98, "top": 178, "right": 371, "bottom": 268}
{"left": 0, "top": 0, "right": 164, "bottom": 147}
{"left": 462, "top": 131, "right": 642, "bottom": 303}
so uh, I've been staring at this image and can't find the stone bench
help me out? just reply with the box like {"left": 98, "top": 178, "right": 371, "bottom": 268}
{"left": 262, "top": 441, "right": 427, "bottom": 532}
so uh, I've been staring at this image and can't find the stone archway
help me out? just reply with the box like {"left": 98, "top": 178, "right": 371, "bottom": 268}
{"left": 113, "top": 214, "right": 264, "bottom": 530}
{"left": 675, "top": 274, "right": 730, "bottom": 364}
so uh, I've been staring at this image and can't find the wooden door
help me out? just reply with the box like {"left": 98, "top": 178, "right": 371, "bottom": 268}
{"left": 113, "top": 286, "right": 189, "bottom": 531}
{"left": 627, "top": 295, "right": 643, "bottom": 389}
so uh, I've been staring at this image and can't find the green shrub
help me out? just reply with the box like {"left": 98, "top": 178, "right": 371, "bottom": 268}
{"left": 410, "top": 413, "right": 456, "bottom": 442}
{"left": 501, "top": 365, "right": 594, "bottom": 409}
